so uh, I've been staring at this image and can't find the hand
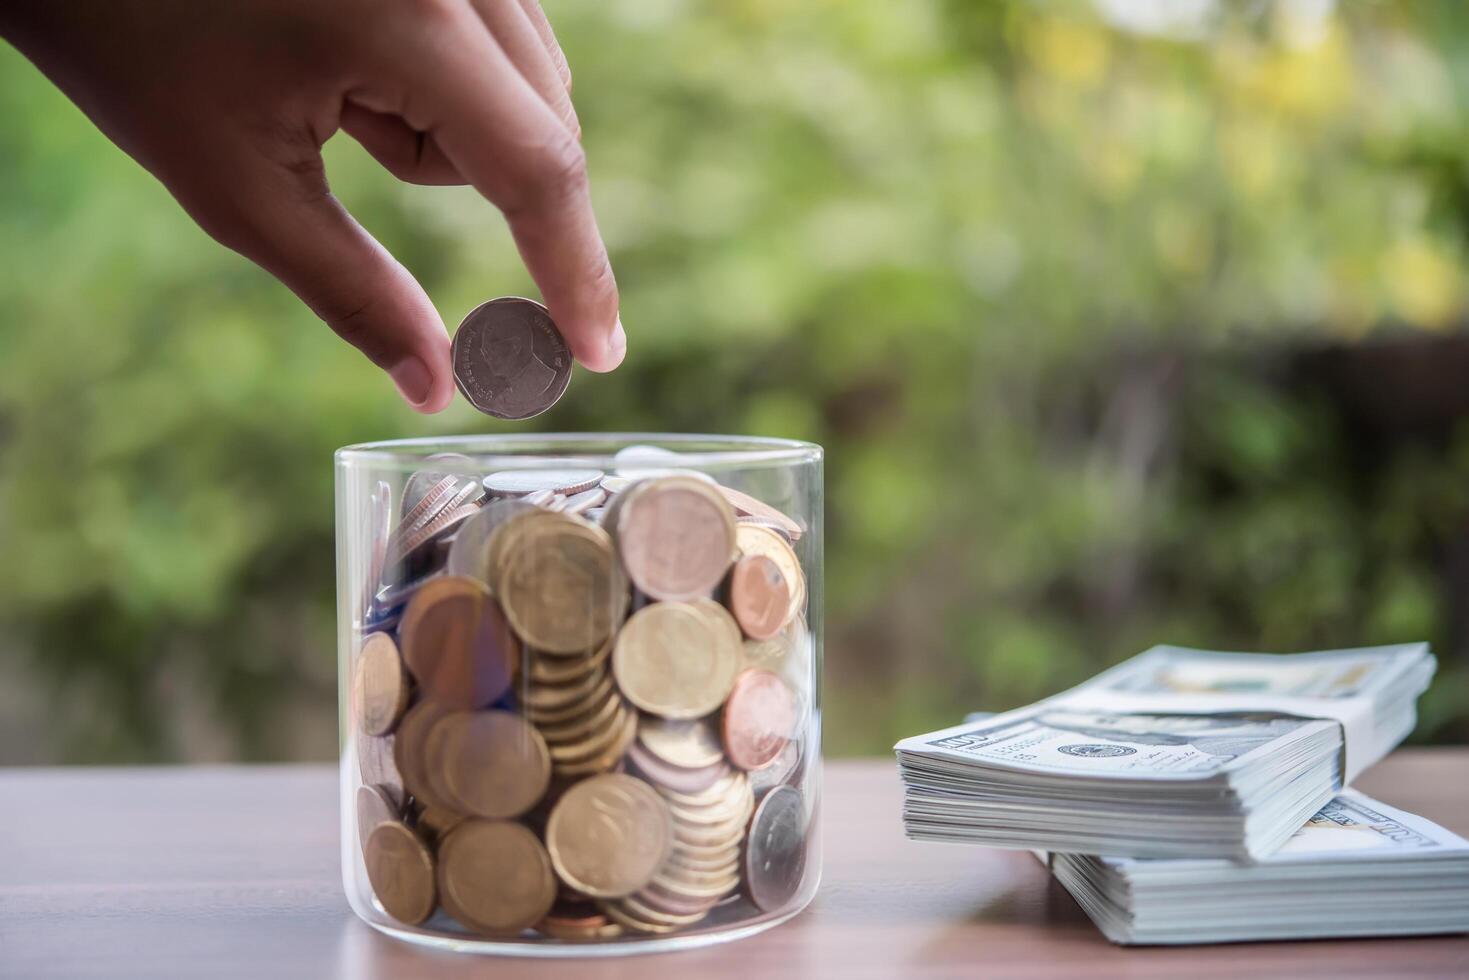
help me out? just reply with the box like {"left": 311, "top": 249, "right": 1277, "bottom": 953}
{"left": 0, "top": 0, "right": 624, "bottom": 412}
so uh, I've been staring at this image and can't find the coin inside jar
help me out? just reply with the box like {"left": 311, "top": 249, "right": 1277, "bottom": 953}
{"left": 546, "top": 773, "right": 672, "bottom": 898}
{"left": 722, "top": 669, "right": 798, "bottom": 771}
{"left": 496, "top": 513, "right": 627, "bottom": 654}
{"left": 364, "top": 821, "right": 437, "bottom": 926}
{"left": 614, "top": 477, "right": 736, "bottom": 601}
{"left": 613, "top": 603, "right": 740, "bottom": 719}
{"left": 715, "top": 484, "right": 803, "bottom": 541}
{"left": 423, "top": 710, "right": 551, "bottom": 819}
{"left": 437, "top": 819, "right": 558, "bottom": 936}
{"left": 744, "top": 785, "right": 807, "bottom": 912}
{"left": 734, "top": 523, "right": 805, "bottom": 628}
{"left": 638, "top": 717, "right": 725, "bottom": 769}
{"left": 356, "top": 783, "right": 400, "bottom": 850}
{"left": 399, "top": 576, "right": 517, "bottom": 709}
{"left": 353, "top": 632, "right": 411, "bottom": 736}
{"left": 451, "top": 297, "right": 571, "bottom": 420}
{"left": 727, "top": 554, "right": 791, "bottom": 641}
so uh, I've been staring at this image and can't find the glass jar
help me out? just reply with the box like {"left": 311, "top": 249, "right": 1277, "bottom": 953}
{"left": 335, "top": 434, "right": 822, "bottom": 955}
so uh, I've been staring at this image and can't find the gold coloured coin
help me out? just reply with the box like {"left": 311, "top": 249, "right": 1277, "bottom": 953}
{"left": 526, "top": 673, "right": 615, "bottom": 725}
{"left": 535, "top": 686, "right": 622, "bottom": 745}
{"left": 524, "top": 665, "right": 608, "bottom": 712}
{"left": 424, "top": 710, "right": 551, "bottom": 819}
{"left": 437, "top": 819, "right": 557, "bottom": 936}
{"left": 364, "top": 822, "right": 437, "bottom": 926}
{"left": 597, "top": 899, "right": 682, "bottom": 935}
{"left": 497, "top": 513, "right": 627, "bottom": 654}
{"left": 612, "top": 603, "right": 740, "bottom": 719}
{"left": 546, "top": 774, "right": 672, "bottom": 898}
{"left": 529, "top": 635, "right": 614, "bottom": 685}
{"left": 734, "top": 524, "right": 805, "bottom": 628}
{"left": 353, "top": 633, "right": 411, "bottom": 736}
{"left": 399, "top": 576, "right": 518, "bottom": 709}
{"left": 614, "top": 477, "right": 736, "bottom": 601}
{"left": 548, "top": 702, "right": 631, "bottom": 764}
{"left": 638, "top": 717, "right": 725, "bottom": 770}
{"left": 554, "top": 708, "right": 637, "bottom": 777}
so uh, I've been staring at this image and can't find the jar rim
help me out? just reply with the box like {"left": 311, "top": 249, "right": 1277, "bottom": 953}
{"left": 335, "top": 432, "right": 822, "bottom": 472}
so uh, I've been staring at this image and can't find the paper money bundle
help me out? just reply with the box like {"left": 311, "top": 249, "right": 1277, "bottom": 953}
{"left": 895, "top": 644, "right": 1436, "bottom": 861}
{"left": 1048, "top": 791, "right": 1469, "bottom": 944}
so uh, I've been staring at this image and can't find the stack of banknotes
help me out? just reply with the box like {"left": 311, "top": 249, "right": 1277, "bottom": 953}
{"left": 896, "top": 643, "right": 1469, "bottom": 943}
{"left": 1048, "top": 790, "right": 1469, "bottom": 944}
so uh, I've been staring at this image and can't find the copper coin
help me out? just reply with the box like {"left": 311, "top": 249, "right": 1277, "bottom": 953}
{"left": 597, "top": 899, "right": 683, "bottom": 935}
{"left": 722, "top": 669, "right": 797, "bottom": 771}
{"left": 451, "top": 297, "right": 571, "bottom": 420}
{"left": 364, "top": 821, "right": 437, "bottom": 926}
{"left": 399, "top": 576, "right": 517, "bottom": 709}
{"left": 612, "top": 603, "right": 740, "bottom": 719}
{"left": 356, "top": 784, "right": 400, "bottom": 851}
{"left": 438, "top": 819, "right": 557, "bottom": 936}
{"left": 424, "top": 710, "right": 550, "bottom": 819}
{"left": 734, "top": 523, "right": 805, "bottom": 628}
{"left": 538, "top": 902, "right": 624, "bottom": 940}
{"left": 415, "top": 807, "right": 465, "bottom": 850}
{"left": 744, "top": 785, "right": 807, "bottom": 912}
{"left": 626, "top": 740, "right": 730, "bottom": 795}
{"left": 614, "top": 477, "right": 736, "bottom": 601}
{"left": 638, "top": 717, "right": 725, "bottom": 769}
{"left": 727, "top": 555, "right": 790, "bottom": 641}
{"left": 353, "top": 633, "right": 411, "bottom": 736}
{"left": 716, "top": 484, "right": 803, "bottom": 541}
{"left": 749, "top": 739, "right": 803, "bottom": 799}
{"left": 357, "top": 734, "right": 405, "bottom": 809}
{"left": 546, "top": 774, "right": 672, "bottom": 898}
{"left": 393, "top": 700, "right": 455, "bottom": 811}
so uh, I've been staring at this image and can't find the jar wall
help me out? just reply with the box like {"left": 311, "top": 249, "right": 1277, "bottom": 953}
{"left": 335, "top": 435, "right": 822, "bottom": 956}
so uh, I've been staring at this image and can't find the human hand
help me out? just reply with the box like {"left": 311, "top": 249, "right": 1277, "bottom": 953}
{"left": 1, "top": 0, "right": 624, "bottom": 412}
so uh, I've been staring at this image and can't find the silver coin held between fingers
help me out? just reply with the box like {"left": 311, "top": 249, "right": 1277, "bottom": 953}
{"left": 451, "top": 297, "right": 572, "bottom": 420}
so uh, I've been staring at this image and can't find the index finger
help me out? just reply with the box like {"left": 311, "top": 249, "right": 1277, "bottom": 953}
{"left": 409, "top": 13, "right": 623, "bottom": 371}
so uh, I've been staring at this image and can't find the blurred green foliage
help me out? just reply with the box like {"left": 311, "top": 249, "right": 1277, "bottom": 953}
{"left": 2, "top": 0, "right": 1467, "bottom": 762}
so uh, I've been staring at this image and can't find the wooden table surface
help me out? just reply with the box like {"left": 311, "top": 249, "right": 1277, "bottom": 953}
{"left": 2, "top": 752, "right": 1466, "bottom": 979}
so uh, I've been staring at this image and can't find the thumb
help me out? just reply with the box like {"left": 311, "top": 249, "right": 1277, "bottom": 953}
{"left": 173, "top": 143, "right": 455, "bottom": 413}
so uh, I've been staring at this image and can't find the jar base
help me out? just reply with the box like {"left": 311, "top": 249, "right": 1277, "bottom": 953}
{"left": 361, "top": 900, "right": 811, "bottom": 958}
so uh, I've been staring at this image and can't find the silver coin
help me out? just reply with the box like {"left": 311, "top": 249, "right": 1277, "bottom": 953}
{"left": 743, "top": 785, "right": 807, "bottom": 912}
{"left": 481, "top": 468, "right": 604, "bottom": 497}
{"left": 560, "top": 487, "right": 607, "bottom": 515}
{"left": 451, "top": 296, "right": 572, "bottom": 420}
{"left": 400, "top": 454, "right": 474, "bottom": 519}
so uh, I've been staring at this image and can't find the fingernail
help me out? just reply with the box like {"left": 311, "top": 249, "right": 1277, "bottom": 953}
{"left": 389, "top": 357, "right": 432, "bottom": 408}
{"left": 607, "top": 317, "right": 627, "bottom": 360}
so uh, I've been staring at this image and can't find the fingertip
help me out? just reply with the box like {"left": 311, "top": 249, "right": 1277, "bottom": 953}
{"left": 390, "top": 338, "right": 456, "bottom": 413}
{"left": 574, "top": 315, "right": 626, "bottom": 373}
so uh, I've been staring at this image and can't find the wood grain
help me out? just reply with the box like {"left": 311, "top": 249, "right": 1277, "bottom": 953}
{"left": 1, "top": 752, "right": 1466, "bottom": 979}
